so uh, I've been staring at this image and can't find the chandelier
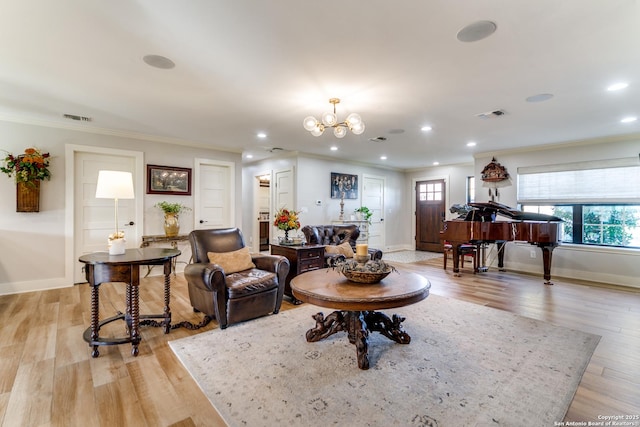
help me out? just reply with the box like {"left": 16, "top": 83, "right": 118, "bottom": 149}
{"left": 303, "top": 98, "right": 365, "bottom": 138}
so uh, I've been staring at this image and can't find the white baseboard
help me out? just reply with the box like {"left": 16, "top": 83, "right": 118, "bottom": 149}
{"left": 0, "top": 277, "right": 72, "bottom": 296}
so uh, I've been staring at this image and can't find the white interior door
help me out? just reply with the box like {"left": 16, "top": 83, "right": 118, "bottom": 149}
{"left": 273, "top": 167, "right": 294, "bottom": 241}
{"left": 363, "top": 174, "right": 385, "bottom": 250}
{"left": 73, "top": 151, "right": 142, "bottom": 283}
{"left": 194, "top": 158, "right": 235, "bottom": 229}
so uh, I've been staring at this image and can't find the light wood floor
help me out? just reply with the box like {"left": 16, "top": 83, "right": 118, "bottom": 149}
{"left": 0, "top": 257, "right": 638, "bottom": 426}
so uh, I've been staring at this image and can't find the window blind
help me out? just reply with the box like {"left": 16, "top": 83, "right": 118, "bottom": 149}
{"left": 517, "top": 156, "right": 640, "bottom": 204}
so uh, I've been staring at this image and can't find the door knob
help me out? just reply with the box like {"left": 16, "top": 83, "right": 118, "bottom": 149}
{"left": 199, "top": 220, "right": 207, "bottom": 224}
{"left": 125, "top": 221, "right": 135, "bottom": 226}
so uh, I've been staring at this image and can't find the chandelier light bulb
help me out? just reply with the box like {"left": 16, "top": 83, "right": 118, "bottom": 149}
{"left": 310, "top": 125, "right": 324, "bottom": 137}
{"left": 346, "top": 113, "right": 362, "bottom": 126}
{"left": 350, "top": 122, "right": 365, "bottom": 135}
{"left": 303, "top": 116, "right": 319, "bottom": 131}
{"left": 334, "top": 126, "right": 347, "bottom": 138}
{"left": 322, "top": 111, "right": 337, "bottom": 126}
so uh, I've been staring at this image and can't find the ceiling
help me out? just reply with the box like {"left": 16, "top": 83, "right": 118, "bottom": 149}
{"left": 1, "top": 1, "right": 639, "bottom": 170}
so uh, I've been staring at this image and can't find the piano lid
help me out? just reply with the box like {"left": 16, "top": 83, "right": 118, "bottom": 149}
{"left": 467, "top": 201, "right": 564, "bottom": 222}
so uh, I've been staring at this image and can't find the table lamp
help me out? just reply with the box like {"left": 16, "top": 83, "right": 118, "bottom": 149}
{"left": 95, "top": 170, "right": 134, "bottom": 255}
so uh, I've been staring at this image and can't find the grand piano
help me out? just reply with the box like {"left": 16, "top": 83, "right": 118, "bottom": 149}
{"left": 440, "top": 201, "right": 563, "bottom": 285}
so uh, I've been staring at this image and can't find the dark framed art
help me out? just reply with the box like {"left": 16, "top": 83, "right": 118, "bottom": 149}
{"left": 146, "top": 164, "right": 192, "bottom": 195}
{"left": 331, "top": 172, "right": 358, "bottom": 199}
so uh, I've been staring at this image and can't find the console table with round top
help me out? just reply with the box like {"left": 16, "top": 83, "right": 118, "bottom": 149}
{"left": 290, "top": 268, "right": 430, "bottom": 369}
{"left": 79, "top": 248, "right": 180, "bottom": 357}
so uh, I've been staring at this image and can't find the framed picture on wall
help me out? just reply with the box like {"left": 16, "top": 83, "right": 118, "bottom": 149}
{"left": 331, "top": 172, "right": 358, "bottom": 199}
{"left": 146, "top": 164, "right": 192, "bottom": 195}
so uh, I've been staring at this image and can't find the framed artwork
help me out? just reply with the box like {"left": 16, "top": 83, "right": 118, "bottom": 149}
{"left": 146, "top": 164, "right": 192, "bottom": 195}
{"left": 331, "top": 172, "right": 358, "bottom": 199}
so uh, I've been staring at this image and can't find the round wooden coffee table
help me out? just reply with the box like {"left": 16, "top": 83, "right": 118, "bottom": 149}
{"left": 290, "top": 268, "right": 430, "bottom": 369}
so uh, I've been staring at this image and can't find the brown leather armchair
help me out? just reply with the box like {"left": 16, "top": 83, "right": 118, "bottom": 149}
{"left": 301, "top": 224, "right": 383, "bottom": 267}
{"left": 185, "top": 228, "right": 289, "bottom": 329}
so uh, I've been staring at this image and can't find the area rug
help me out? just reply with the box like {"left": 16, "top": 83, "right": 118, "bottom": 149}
{"left": 169, "top": 295, "right": 599, "bottom": 427}
{"left": 382, "top": 250, "right": 441, "bottom": 263}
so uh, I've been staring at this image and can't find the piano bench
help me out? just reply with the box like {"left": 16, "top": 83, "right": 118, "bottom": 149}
{"left": 443, "top": 243, "right": 477, "bottom": 272}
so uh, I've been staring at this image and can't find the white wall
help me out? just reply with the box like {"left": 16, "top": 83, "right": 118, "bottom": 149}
{"left": 473, "top": 137, "right": 640, "bottom": 288}
{"left": 0, "top": 120, "right": 242, "bottom": 295}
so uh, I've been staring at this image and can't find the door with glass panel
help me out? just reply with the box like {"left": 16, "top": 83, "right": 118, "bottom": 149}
{"left": 415, "top": 179, "right": 446, "bottom": 252}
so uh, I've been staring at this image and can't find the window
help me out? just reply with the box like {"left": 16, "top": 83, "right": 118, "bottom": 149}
{"left": 518, "top": 157, "right": 640, "bottom": 248}
{"left": 466, "top": 176, "right": 475, "bottom": 204}
{"left": 418, "top": 182, "right": 442, "bottom": 201}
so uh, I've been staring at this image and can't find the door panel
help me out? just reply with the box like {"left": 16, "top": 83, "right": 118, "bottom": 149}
{"left": 273, "top": 168, "right": 294, "bottom": 240}
{"left": 195, "top": 159, "right": 235, "bottom": 229}
{"left": 362, "top": 175, "right": 385, "bottom": 249}
{"left": 415, "top": 179, "right": 446, "bottom": 252}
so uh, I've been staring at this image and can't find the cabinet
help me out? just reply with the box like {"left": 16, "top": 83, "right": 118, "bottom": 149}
{"left": 270, "top": 244, "right": 325, "bottom": 304}
{"left": 332, "top": 220, "right": 369, "bottom": 243}
{"left": 259, "top": 221, "right": 270, "bottom": 251}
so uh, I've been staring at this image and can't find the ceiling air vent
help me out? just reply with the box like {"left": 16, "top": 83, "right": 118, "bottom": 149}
{"left": 63, "top": 113, "right": 92, "bottom": 122}
{"left": 368, "top": 136, "right": 387, "bottom": 142}
{"left": 476, "top": 110, "right": 506, "bottom": 120}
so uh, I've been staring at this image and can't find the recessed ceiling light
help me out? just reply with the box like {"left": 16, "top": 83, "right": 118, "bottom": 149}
{"left": 466, "top": 141, "right": 477, "bottom": 147}
{"left": 526, "top": 93, "right": 554, "bottom": 103}
{"left": 330, "top": 146, "right": 338, "bottom": 151}
{"left": 142, "top": 55, "right": 175, "bottom": 69}
{"left": 456, "top": 20, "right": 497, "bottom": 43}
{"left": 433, "top": 161, "right": 439, "bottom": 166}
{"left": 380, "top": 156, "right": 387, "bottom": 160}
{"left": 620, "top": 116, "right": 637, "bottom": 123}
{"left": 245, "top": 154, "right": 253, "bottom": 159}
{"left": 421, "top": 125, "right": 432, "bottom": 132}
{"left": 257, "top": 132, "right": 267, "bottom": 138}
{"left": 607, "top": 82, "right": 629, "bottom": 91}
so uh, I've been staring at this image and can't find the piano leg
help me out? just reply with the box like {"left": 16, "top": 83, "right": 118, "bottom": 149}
{"left": 452, "top": 245, "right": 461, "bottom": 275}
{"left": 496, "top": 241, "right": 507, "bottom": 272}
{"left": 539, "top": 244, "right": 558, "bottom": 285}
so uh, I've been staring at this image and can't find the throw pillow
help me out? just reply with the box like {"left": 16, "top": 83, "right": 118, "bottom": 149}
{"left": 324, "top": 241, "right": 354, "bottom": 258}
{"left": 207, "top": 247, "right": 256, "bottom": 274}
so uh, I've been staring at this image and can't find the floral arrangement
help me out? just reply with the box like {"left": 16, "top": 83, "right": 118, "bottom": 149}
{"left": 108, "top": 231, "right": 125, "bottom": 241}
{"left": 273, "top": 207, "right": 300, "bottom": 231}
{"left": 155, "top": 201, "right": 191, "bottom": 215}
{"left": 1, "top": 147, "right": 51, "bottom": 185}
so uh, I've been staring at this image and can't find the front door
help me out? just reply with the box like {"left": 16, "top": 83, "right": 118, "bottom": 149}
{"left": 415, "top": 179, "right": 446, "bottom": 252}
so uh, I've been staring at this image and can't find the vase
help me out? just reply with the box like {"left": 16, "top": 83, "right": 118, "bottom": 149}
{"left": 16, "top": 180, "right": 40, "bottom": 212}
{"left": 164, "top": 213, "right": 180, "bottom": 237}
{"left": 284, "top": 229, "right": 290, "bottom": 242}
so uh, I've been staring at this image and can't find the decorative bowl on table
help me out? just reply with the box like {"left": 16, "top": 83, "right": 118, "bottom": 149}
{"left": 333, "top": 259, "right": 396, "bottom": 284}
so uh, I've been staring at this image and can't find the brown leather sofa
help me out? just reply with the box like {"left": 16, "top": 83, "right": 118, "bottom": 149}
{"left": 301, "top": 224, "right": 383, "bottom": 266}
{"left": 185, "top": 228, "right": 290, "bottom": 329}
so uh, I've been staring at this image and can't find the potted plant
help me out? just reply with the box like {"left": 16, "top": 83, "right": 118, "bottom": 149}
{"left": 354, "top": 206, "right": 373, "bottom": 224}
{"left": 155, "top": 202, "right": 191, "bottom": 237}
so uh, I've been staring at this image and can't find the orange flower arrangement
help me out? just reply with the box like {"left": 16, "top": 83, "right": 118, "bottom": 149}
{"left": 273, "top": 207, "right": 300, "bottom": 231}
{"left": 1, "top": 147, "right": 51, "bottom": 185}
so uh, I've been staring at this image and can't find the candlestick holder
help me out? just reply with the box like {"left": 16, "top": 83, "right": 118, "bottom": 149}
{"left": 354, "top": 255, "right": 369, "bottom": 265}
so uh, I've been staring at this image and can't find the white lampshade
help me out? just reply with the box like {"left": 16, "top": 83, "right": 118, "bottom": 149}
{"left": 95, "top": 170, "right": 135, "bottom": 199}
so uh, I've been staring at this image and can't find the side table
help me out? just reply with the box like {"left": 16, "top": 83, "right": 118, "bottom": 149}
{"left": 79, "top": 248, "right": 180, "bottom": 357}
{"left": 270, "top": 244, "right": 325, "bottom": 304}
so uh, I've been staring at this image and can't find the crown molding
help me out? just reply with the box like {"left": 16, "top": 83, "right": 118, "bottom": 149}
{"left": 0, "top": 113, "right": 241, "bottom": 155}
